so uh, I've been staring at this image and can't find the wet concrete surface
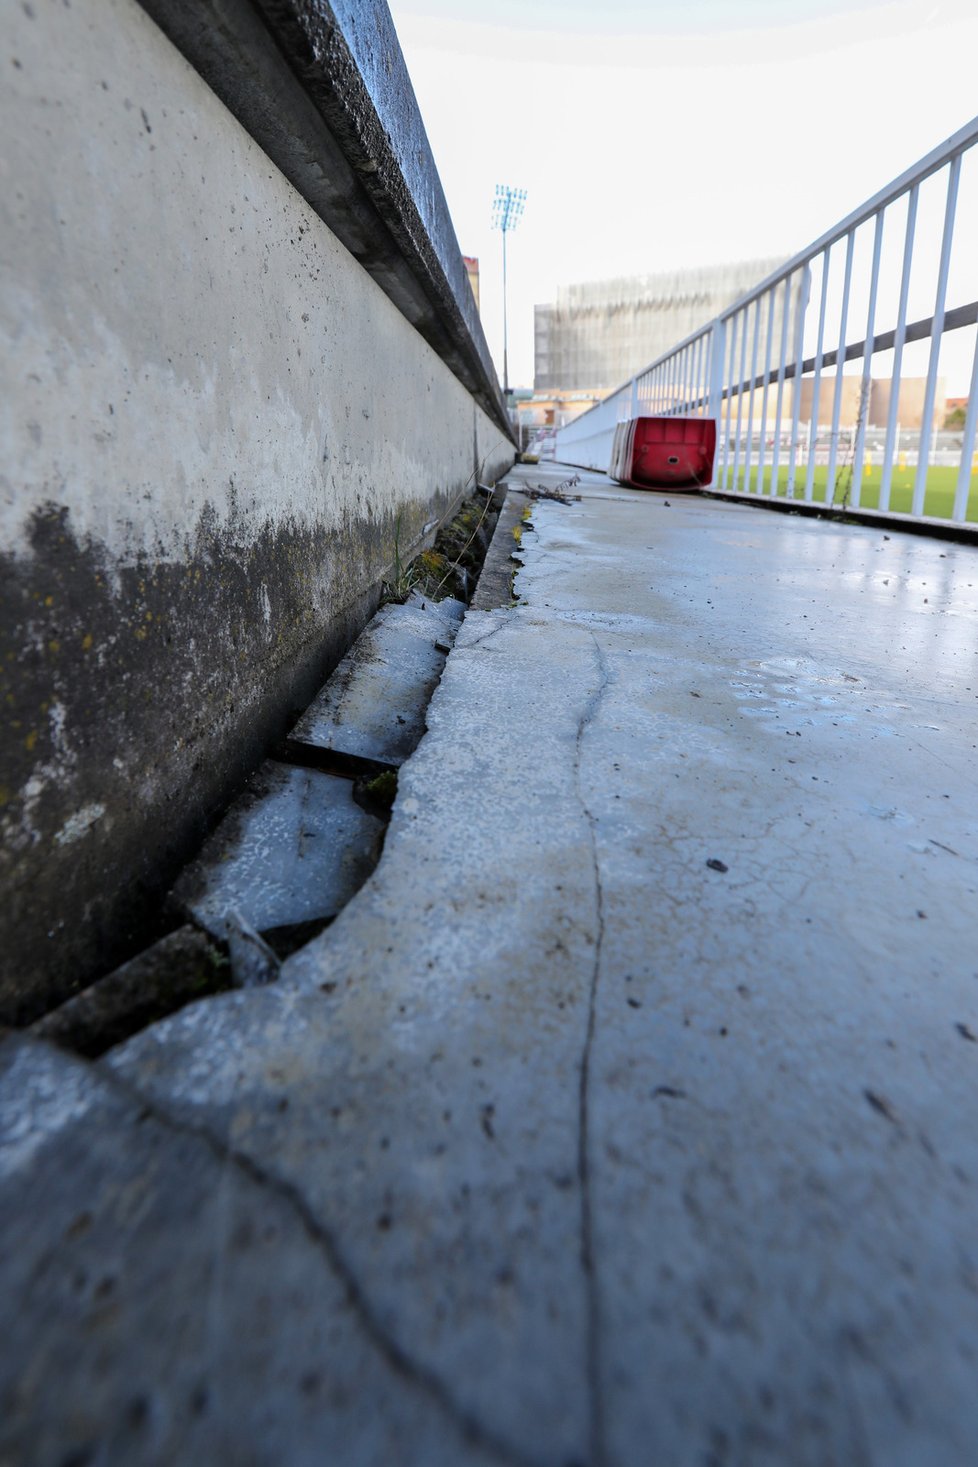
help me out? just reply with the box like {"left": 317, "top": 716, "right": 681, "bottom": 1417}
{"left": 2, "top": 467, "right": 977, "bottom": 1465}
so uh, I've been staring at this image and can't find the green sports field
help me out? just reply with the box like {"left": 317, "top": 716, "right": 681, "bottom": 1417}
{"left": 714, "top": 463, "right": 977, "bottom": 522}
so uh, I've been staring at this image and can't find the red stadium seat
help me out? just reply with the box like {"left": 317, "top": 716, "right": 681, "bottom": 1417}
{"left": 609, "top": 417, "right": 716, "bottom": 491}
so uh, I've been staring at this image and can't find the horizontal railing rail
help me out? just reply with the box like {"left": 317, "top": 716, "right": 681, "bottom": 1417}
{"left": 555, "top": 116, "right": 978, "bottom": 526}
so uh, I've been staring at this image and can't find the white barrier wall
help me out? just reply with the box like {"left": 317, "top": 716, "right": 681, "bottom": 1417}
{"left": 553, "top": 390, "right": 628, "bottom": 473}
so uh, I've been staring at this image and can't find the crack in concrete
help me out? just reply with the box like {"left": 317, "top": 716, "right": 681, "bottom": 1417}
{"left": 572, "top": 632, "right": 614, "bottom": 1467}
{"left": 94, "top": 1060, "right": 547, "bottom": 1467}
{"left": 459, "top": 617, "right": 514, "bottom": 654}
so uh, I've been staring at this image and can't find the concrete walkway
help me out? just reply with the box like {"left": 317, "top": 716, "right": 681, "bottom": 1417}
{"left": 3, "top": 467, "right": 978, "bottom": 1466}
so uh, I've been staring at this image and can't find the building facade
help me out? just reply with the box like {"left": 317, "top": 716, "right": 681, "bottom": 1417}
{"left": 534, "top": 259, "right": 785, "bottom": 391}
{"left": 463, "top": 255, "right": 480, "bottom": 313}
{"left": 790, "top": 376, "right": 947, "bottom": 431}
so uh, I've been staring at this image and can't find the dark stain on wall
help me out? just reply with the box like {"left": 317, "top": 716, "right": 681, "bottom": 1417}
{"left": 0, "top": 489, "right": 448, "bottom": 1024}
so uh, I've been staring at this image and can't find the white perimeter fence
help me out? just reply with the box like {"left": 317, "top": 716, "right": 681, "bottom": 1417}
{"left": 554, "top": 117, "right": 978, "bottom": 525}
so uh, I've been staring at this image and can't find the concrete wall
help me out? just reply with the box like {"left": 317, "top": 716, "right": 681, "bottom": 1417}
{"left": 1, "top": 0, "right": 513, "bottom": 1021}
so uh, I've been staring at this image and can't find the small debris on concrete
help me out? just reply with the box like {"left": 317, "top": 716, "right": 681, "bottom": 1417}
{"left": 226, "top": 911, "right": 280, "bottom": 988}
{"left": 864, "top": 1089, "right": 900, "bottom": 1126}
{"left": 261, "top": 917, "right": 333, "bottom": 960}
{"left": 706, "top": 858, "right": 729, "bottom": 873}
{"left": 955, "top": 1022, "right": 977, "bottom": 1043}
{"left": 522, "top": 476, "right": 581, "bottom": 504}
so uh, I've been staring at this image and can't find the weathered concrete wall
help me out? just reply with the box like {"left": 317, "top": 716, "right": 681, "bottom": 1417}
{"left": 1, "top": 0, "right": 513, "bottom": 1021}
{"left": 137, "top": 0, "right": 505, "bottom": 426}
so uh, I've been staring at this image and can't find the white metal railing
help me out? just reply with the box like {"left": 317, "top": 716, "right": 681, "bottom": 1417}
{"left": 554, "top": 116, "right": 978, "bottom": 525}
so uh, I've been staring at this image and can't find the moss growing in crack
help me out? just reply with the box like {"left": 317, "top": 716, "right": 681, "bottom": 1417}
{"left": 418, "top": 548, "right": 451, "bottom": 579}
{"left": 382, "top": 493, "right": 499, "bottom": 606}
{"left": 363, "top": 768, "right": 398, "bottom": 810}
{"left": 382, "top": 513, "right": 421, "bottom": 603}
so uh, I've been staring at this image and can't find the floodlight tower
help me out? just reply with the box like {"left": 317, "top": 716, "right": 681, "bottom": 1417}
{"left": 491, "top": 184, "right": 526, "bottom": 397}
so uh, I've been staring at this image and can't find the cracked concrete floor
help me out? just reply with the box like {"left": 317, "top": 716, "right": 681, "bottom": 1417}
{"left": 3, "top": 467, "right": 978, "bottom": 1466}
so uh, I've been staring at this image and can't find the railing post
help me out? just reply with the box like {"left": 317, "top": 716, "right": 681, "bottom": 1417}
{"left": 851, "top": 212, "right": 885, "bottom": 508}
{"left": 953, "top": 328, "right": 978, "bottom": 522}
{"left": 769, "top": 275, "right": 793, "bottom": 496}
{"left": 786, "top": 264, "right": 811, "bottom": 497}
{"left": 719, "top": 315, "right": 738, "bottom": 487}
{"left": 825, "top": 230, "right": 855, "bottom": 506}
{"left": 755, "top": 290, "right": 777, "bottom": 495}
{"left": 732, "top": 309, "right": 749, "bottom": 491}
{"left": 914, "top": 154, "right": 961, "bottom": 517}
{"left": 879, "top": 184, "right": 919, "bottom": 512}
{"left": 707, "top": 319, "right": 726, "bottom": 429}
{"left": 743, "top": 297, "right": 762, "bottom": 492}
{"left": 804, "top": 250, "right": 832, "bottom": 503}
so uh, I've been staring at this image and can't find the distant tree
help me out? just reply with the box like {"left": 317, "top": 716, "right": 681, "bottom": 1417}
{"left": 945, "top": 404, "right": 967, "bottom": 429}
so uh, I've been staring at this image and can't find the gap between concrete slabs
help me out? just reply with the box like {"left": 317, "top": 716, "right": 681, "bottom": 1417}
{"left": 27, "top": 494, "right": 514, "bottom": 1053}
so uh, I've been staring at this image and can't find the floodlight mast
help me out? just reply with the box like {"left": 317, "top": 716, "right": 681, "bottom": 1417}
{"left": 491, "top": 185, "right": 526, "bottom": 397}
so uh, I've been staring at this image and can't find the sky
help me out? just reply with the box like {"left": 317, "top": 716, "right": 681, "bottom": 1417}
{"left": 386, "top": 0, "right": 978, "bottom": 392}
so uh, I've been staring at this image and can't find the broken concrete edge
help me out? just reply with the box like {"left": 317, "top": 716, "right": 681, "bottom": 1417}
{"left": 25, "top": 905, "right": 336, "bottom": 1059}
{"left": 23, "top": 490, "right": 487, "bottom": 1030}
{"left": 19, "top": 490, "right": 504, "bottom": 1054}
{"left": 24, "top": 909, "right": 341, "bottom": 1061}
{"left": 287, "top": 599, "right": 466, "bottom": 764}
{"left": 470, "top": 489, "right": 531, "bottom": 611}
{"left": 172, "top": 759, "right": 387, "bottom": 941}
{"left": 137, "top": 0, "right": 514, "bottom": 444}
